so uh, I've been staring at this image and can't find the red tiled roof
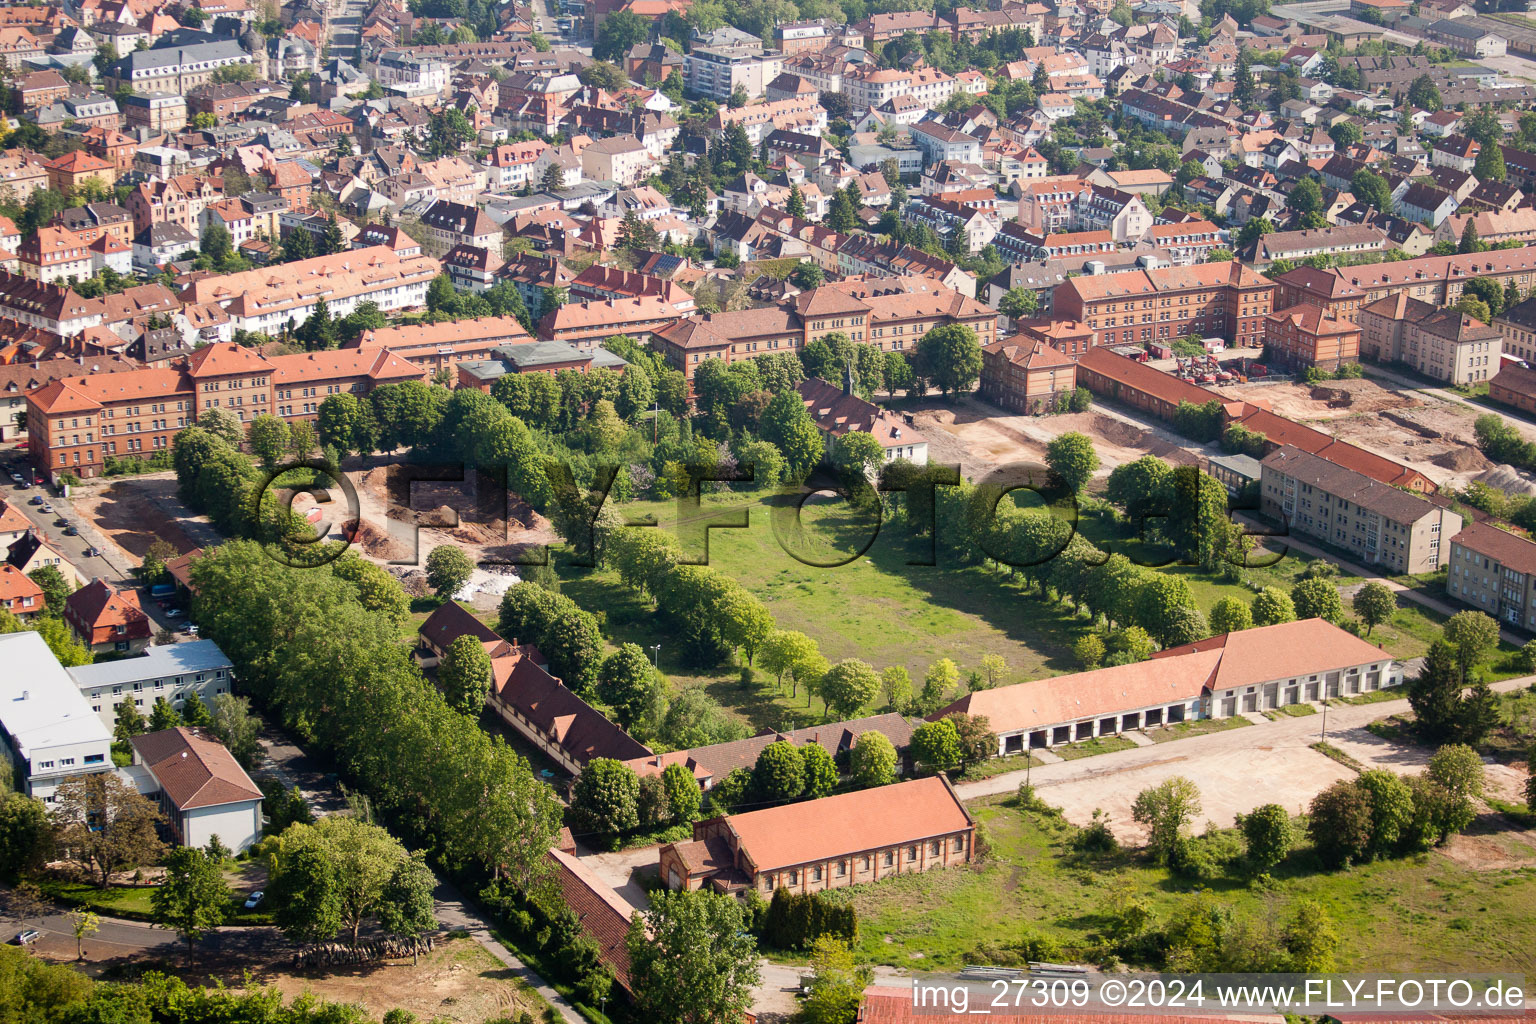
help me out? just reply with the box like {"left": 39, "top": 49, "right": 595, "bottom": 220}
{"left": 63, "top": 578, "right": 150, "bottom": 645}
{"left": 546, "top": 848, "right": 637, "bottom": 994}
{"left": 130, "top": 727, "right": 262, "bottom": 810}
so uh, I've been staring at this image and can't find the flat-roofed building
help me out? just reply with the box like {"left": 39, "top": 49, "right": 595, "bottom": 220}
{"left": 0, "top": 630, "right": 113, "bottom": 804}
{"left": 659, "top": 776, "right": 974, "bottom": 894}
{"left": 67, "top": 639, "right": 235, "bottom": 730}
{"left": 345, "top": 316, "right": 532, "bottom": 378}
{"left": 1260, "top": 444, "right": 1460, "bottom": 573}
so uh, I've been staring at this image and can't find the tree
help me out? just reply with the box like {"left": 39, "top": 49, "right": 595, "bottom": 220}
{"left": 595, "top": 9, "right": 647, "bottom": 60}
{"left": 753, "top": 741, "right": 806, "bottom": 803}
{"left": 1444, "top": 609, "right": 1498, "bottom": 682}
{"left": 909, "top": 718, "right": 962, "bottom": 774}
{"left": 208, "top": 693, "right": 260, "bottom": 770}
{"left": 424, "top": 547, "right": 474, "bottom": 598}
{"left": 800, "top": 936, "right": 873, "bottom": 1024}
{"left": 1281, "top": 900, "right": 1339, "bottom": 972}
{"left": 1130, "top": 776, "right": 1201, "bottom": 865}
{"left": 1474, "top": 143, "right": 1507, "bottom": 184}
{"left": 919, "top": 658, "right": 959, "bottom": 714}
{"left": 0, "top": 793, "right": 51, "bottom": 882}
{"left": 1357, "top": 769, "right": 1414, "bottom": 858}
{"left": 1352, "top": 582, "right": 1396, "bottom": 636}
{"left": 945, "top": 712, "right": 997, "bottom": 766}
{"left": 662, "top": 762, "right": 701, "bottom": 824}
{"left": 627, "top": 890, "right": 761, "bottom": 1024}
{"left": 818, "top": 659, "right": 881, "bottom": 719}
{"left": 52, "top": 772, "right": 165, "bottom": 887}
{"left": 597, "top": 643, "right": 661, "bottom": 732}
{"left": 1408, "top": 74, "right": 1442, "bottom": 111}
{"left": 1074, "top": 633, "right": 1106, "bottom": 669}
{"left": 759, "top": 390, "right": 824, "bottom": 478}
{"left": 1251, "top": 586, "right": 1295, "bottom": 626}
{"left": 1408, "top": 640, "right": 1465, "bottom": 744}
{"left": 571, "top": 758, "right": 641, "bottom": 838}
{"left": 151, "top": 846, "right": 232, "bottom": 962}
{"left": 801, "top": 743, "right": 838, "bottom": 799}
{"left": 916, "top": 323, "right": 982, "bottom": 397}
{"left": 377, "top": 852, "right": 438, "bottom": 964}
{"left": 998, "top": 286, "right": 1039, "bottom": 322}
{"left": 1427, "top": 742, "right": 1484, "bottom": 835}
{"left": 268, "top": 817, "right": 409, "bottom": 946}
{"left": 1290, "top": 577, "right": 1343, "bottom": 623}
{"left": 28, "top": 564, "right": 70, "bottom": 611}
{"left": 830, "top": 431, "right": 885, "bottom": 481}
{"left": 316, "top": 394, "right": 363, "bottom": 454}
{"left": 1328, "top": 120, "right": 1363, "bottom": 150}
{"left": 66, "top": 909, "right": 98, "bottom": 961}
{"left": 246, "top": 414, "right": 289, "bottom": 469}
{"left": 1209, "top": 596, "right": 1252, "bottom": 635}
{"left": 200, "top": 222, "right": 232, "bottom": 264}
{"left": 850, "top": 731, "right": 897, "bottom": 788}
{"left": 113, "top": 700, "right": 147, "bottom": 745}
{"left": 1287, "top": 176, "right": 1323, "bottom": 218}
{"left": 1045, "top": 432, "right": 1099, "bottom": 493}
{"left": 149, "top": 696, "right": 182, "bottom": 732}
{"left": 1239, "top": 803, "right": 1293, "bottom": 876}
{"left": 181, "top": 692, "right": 211, "bottom": 727}
{"left": 1460, "top": 218, "right": 1487, "bottom": 255}
{"left": 1350, "top": 169, "right": 1393, "bottom": 213}
{"left": 440, "top": 633, "right": 492, "bottom": 716}
{"left": 786, "top": 185, "right": 805, "bottom": 219}
{"left": 880, "top": 666, "right": 912, "bottom": 714}
{"left": 1458, "top": 680, "right": 1501, "bottom": 746}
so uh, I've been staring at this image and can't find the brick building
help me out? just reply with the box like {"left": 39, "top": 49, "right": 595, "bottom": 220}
{"left": 658, "top": 776, "right": 974, "bottom": 894}
{"left": 25, "top": 343, "right": 420, "bottom": 482}
{"left": 1357, "top": 291, "right": 1502, "bottom": 385}
{"left": 1262, "top": 304, "right": 1362, "bottom": 371}
{"left": 1051, "top": 261, "right": 1276, "bottom": 350}
{"left": 978, "top": 332, "right": 1078, "bottom": 414}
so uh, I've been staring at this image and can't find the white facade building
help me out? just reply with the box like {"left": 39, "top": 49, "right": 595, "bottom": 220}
{"left": 66, "top": 639, "right": 235, "bottom": 730}
{"left": 0, "top": 631, "right": 113, "bottom": 804}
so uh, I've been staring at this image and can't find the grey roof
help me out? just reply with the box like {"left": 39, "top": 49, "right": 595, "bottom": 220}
{"left": 1430, "top": 17, "right": 1499, "bottom": 39}
{"left": 459, "top": 343, "right": 626, "bottom": 381}
{"left": 67, "top": 639, "right": 233, "bottom": 690}
{"left": 1207, "top": 453, "right": 1263, "bottom": 479}
{"left": 115, "top": 38, "right": 246, "bottom": 74}
{"left": 1260, "top": 445, "right": 1441, "bottom": 525}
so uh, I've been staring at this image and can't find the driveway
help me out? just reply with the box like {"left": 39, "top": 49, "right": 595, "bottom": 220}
{"left": 955, "top": 676, "right": 1535, "bottom": 841}
{"left": 573, "top": 844, "right": 662, "bottom": 913}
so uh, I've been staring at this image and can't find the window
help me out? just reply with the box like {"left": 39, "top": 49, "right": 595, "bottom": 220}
{"left": 882, "top": 850, "right": 893, "bottom": 866}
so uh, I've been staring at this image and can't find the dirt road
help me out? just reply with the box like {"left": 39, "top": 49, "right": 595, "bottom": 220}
{"left": 956, "top": 676, "right": 1536, "bottom": 842}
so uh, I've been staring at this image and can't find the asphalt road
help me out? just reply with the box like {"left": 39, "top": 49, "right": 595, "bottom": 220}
{"left": 0, "top": 897, "right": 283, "bottom": 967}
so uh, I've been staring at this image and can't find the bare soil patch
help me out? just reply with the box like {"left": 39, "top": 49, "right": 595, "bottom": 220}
{"left": 912, "top": 397, "right": 1192, "bottom": 482}
{"left": 245, "top": 938, "right": 548, "bottom": 1022}
{"left": 347, "top": 463, "right": 558, "bottom": 568}
{"left": 1438, "top": 824, "right": 1536, "bottom": 871}
{"left": 68, "top": 475, "right": 202, "bottom": 564}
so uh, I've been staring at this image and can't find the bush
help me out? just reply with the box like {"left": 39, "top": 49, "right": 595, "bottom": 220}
{"left": 1074, "top": 809, "right": 1119, "bottom": 855}
{"left": 761, "top": 888, "right": 856, "bottom": 950}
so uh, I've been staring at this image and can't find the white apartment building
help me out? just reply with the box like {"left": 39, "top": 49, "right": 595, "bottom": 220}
{"left": 66, "top": 639, "right": 235, "bottom": 730}
{"left": 0, "top": 631, "right": 113, "bottom": 804}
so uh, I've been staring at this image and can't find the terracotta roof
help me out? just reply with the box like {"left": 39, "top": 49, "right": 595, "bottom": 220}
{"left": 185, "top": 341, "right": 272, "bottom": 377}
{"left": 545, "top": 848, "right": 637, "bottom": 994}
{"left": 1077, "top": 346, "right": 1217, "bottom": 407}
{"left": 1451, "top": 521, "right": 1536, "bottom": 576}
{"left": 985, "top": 334, "right": 1076, "bottom": 370}
{"left": 0, "top": 501, "right": 30, "bottom": 537}
{"left": 131, "top": 727, "right": 262, "bottom": 810}
{"left": 720, "top": 775, "right": 972, "bottom": 873}
{"left": 418, "top": 600, "right": 499, "bottom": 650}
{"left": 492, "top": 648, "right": 651, "bottom": 765}
{"left": 0, "top": 563, "right": 43, "bottom": 613}
{"left": 797, "top": 377, "right": 925, "bottom": 449}
{"left": 64, "top": 578, "right": 150, "bottom": 643}
{"left": 1154, "top": 618, "right": 1393, "bottom": 693}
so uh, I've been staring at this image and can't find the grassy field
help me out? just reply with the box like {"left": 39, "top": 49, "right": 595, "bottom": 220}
{"left": 39, "top": 880, "right": 274, "bottom": 926}
{"left": 558, "top": 493, "right": 1089, "bottom": 732}
{"left": 838, "top": 795, "right": 1536, "bottom": 974}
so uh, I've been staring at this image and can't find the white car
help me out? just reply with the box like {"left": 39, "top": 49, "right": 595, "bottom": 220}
{"left": 244, "top": 891, "right": 264, "bottom": 909}
{"left": 39, "top": 503, "right": 52, "bottom": 514}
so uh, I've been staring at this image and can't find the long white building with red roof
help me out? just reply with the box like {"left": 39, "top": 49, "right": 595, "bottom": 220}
{"left": 935, "top": 619, "right": 1399, "bottom": 754}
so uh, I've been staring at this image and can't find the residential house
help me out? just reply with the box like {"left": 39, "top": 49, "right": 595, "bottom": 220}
{"left": 1356, "top": 291, "right": 1501, "bottom": 385}
{"left": 129, "top": 727, "right": 262, "bottom": 852}
{"left": 67, "top": 639, "right": 235, "bottom": 731}
{"left": 62, "top": 578, "right": 152, "bottom": 656}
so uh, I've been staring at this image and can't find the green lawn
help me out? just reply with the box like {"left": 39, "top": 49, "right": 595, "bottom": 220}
{"left": 956, "top": 751, "right": 1045, "bottom": 781}
{"left": 1051, "top": 735, "right": 1137, "bottom": 760}
{"left": 559, "top": 493, "right": 1091, "bottom": 732}
{"left": 1145, "top": 716, "right": 1253, "bottom": 742}
{"left": 38, "top": 880, "right": 274, "bottom": 926}
{"left": 835, "top": 796, "right": 1536, "bottom": 974}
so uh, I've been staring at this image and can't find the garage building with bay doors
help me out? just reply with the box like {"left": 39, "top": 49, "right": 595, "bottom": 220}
{"left": 933, "top": 618, "right": 1400, "bottom": 754}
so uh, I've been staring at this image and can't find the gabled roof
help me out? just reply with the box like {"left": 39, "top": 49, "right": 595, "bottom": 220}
{"left": 1451, "top": 520, "right": 1536, "bottom": 576}
{"left": 131, "top": 727, "right": 262, "bottom": 810}
{"left": 720, "top": 776, "right": 972, "bottom": 872}
{"left": 64, "top": 578, "right": 150, "bottom": 639}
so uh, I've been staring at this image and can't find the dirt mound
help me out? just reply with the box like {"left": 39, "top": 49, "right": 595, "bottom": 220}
{"left": 1433, "top": 446, "right": 1493, "bottom": 472}
{"left": 920, "top": 409, "right": 957, "bottom": 425}
{"left": 350, "top": 518, "right": 408, "bottom": 560}
{"left": 1089, "top": 414, "right": 1147, "bottom": 448}
{"left": 1476, "top": 464, "right": 1536, "bottom": 495}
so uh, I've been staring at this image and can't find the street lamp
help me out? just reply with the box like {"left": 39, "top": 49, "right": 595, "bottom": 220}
{"left": 649, "top": 644, "right": 661, "bottom": 670}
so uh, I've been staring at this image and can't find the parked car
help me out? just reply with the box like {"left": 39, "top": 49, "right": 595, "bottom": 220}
{"left": 84, "top": 546, "right": 101, "bottom": 557}
{"left": 62, "top": 525, "right": 77, "bottom": 536}
{"left": 186, "top": 624, "right": 200, "bottom": 636}
{"left": 165, "top": 608, "right": 183, "bottom": 619}
{"left": 54, "top": 517, "right": 67, "bottom": 528}
{"left": 244, "top": 891, "right": 264, "bottom": 909}
{"left": 9, "top": 929, "right": 39, "bottom": 946}
{"left": 39, "top": 504, "right": 52, "bottom": 514}
{"left": 27, "top": 496, "right": 41, "bottom": 506}
{"left": 7, "top": 473, "right": 19, "bottom": 483}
